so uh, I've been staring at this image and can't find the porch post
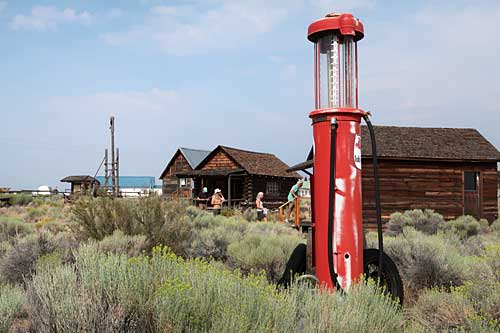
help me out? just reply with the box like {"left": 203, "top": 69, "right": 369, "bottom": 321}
{"left": 228, "top": 175, "right": 232, "bottom": 208}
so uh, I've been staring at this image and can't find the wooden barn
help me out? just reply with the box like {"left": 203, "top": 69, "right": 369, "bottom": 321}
{"left": 290, "top": 126, "right": 500, "bottom": 227}
{"left": 159, "top": 148, "right": 211, "bottom": 198}
{"left": 175, "top": 146, "right": 301, "bottom": 206}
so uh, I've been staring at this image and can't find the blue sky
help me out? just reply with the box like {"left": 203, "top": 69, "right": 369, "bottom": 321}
{"left": 1, "top": 0, "right": 499, "bottom": 190}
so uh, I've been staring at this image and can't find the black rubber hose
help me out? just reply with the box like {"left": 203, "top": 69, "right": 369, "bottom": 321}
{"left": 328, "top": 118, "right": 340, "bottom": 289}
{"left": 363, "top": 115, "right": 383, "bottom": 281}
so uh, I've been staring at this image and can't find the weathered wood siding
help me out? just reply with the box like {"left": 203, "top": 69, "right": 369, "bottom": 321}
{"left": 482, "top": 167, "right": 499, "bottom": 222}
{"left": 161, "top": 152, "right": 193, "bottom": 197}
{"left": 361, "top": 159, "right": 499, "bottom": 229}
{"left": 251, "top": 175, "right": 297, "bottom": 205}
{"left": 203, "top": 151, "right": 239, "bottom": 170}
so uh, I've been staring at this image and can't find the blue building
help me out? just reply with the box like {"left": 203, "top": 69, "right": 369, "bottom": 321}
{"left": 96, "top": 176, "right": 161, "bottom": 197}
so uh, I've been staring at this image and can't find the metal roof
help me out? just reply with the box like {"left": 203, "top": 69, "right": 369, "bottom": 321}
{"left": 95, "top": 176, "right": 156, "bottom": 189}
{"left": 179, "top": 147, "right": 211, "bottom": 169}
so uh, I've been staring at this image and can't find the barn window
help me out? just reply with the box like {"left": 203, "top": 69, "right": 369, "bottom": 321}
{"left": 464, "top": 172, "right": 478, "bottom": 191}
{"left": 266, "top": 182, "right": 280, "bottom": 195}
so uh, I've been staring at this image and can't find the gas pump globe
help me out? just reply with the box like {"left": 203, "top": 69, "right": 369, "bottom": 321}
{"left": 311, "top": 13, "right": 362, "bottom": 109}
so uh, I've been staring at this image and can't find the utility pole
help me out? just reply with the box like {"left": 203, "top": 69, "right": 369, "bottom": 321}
{"left": 110, "top": 116, "right": 116, "bottom": 197}
{"left": 104, "top": 148, "right": 110, "bottom": 193}
{"left": 116, "top": 147, "right": 120, "bottom": 196}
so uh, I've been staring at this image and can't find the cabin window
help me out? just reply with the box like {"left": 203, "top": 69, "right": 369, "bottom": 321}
{"left": 266, "top": 182, "right": 280, "bottom": 195}
{"left": 179, "top": 178, "right": 188, "bottom": 188}
{"left": 464, "top": 172, "right": 478, "bottom": 191}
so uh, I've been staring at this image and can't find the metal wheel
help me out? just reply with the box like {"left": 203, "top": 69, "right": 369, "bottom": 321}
{"left": 363, "top": 248, "right": 404, "bottom": 305}
{"left": 278, "top": 244, "right": 307, "bottom": 288}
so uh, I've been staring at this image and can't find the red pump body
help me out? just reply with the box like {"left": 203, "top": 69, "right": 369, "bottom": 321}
{"left": 308, "top": 14, "right": 365, "bottom": 290}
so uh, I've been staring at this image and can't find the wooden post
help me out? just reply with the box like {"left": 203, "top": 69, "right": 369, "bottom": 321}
{"left": 295, "top": 197, "right": 301, "bottom": 226}
{"left": 228, "top": 175, "right": 232, "bottom": 208}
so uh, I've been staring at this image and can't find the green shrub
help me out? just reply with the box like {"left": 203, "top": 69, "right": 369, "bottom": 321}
{"left": 36, "top": 251, "right": 64, "bottom": 271}
{"left": 442, "top": 215, "right": 487, "bottom": 239}
{"left": 369, "top": 228, "right": 466, "bottom": 292}
{"left": 220, "top": 208, "right": 235, "bottom": 217}
{"left": 25, "top": 206, "right": 48, "bottom": 222}
{"left": 97, "top": 230, "right": 148, "bottom": 257}
{"left": 0, "top": 233, "right": 55, "bottom": 284}
{"left": 186, "top": 212, "right": 301, "bottom": 268}
{"left": 410, "top": 288, "right": 476, "bottom": 331}
{"left": 491, "top": 219, "right": 500, "bottom": 232}
{"left": 0, "top": 215, "right": 33, "bottom": 243}
{"left": 187, "top": 223, "right": 240, "bottom": 260}
{"left": 242, "top": 208, "right": 257, "bottom": 222}
{"left": 71, "top": 197, "right": 192, "bottom": 256}
{"left": 484, "top": 244, "right": 500, "bottom": 281}
{"left": 71, "top": 196, "right": 129, "bottom": 239}
{"left": 455, "top": 281, "right": 500, "bottom": 327}
{"left": 27, "top": 244, "right": 404, "bottom": 333}
{"left": 9, "top": 194, "right": 33, "bottom": 206}
{"left": 0, "top": 284, "right": 26, "bottom": 332}
{"left": 386, "top": 209, "right": 444, "bottom": 236}
{"left": 227, "top": 234, "right": 302, "bottom": 282}
{"left": 71, "top": 198, "right": 301, "bottom": 265}
{"left": 0, "top": 240, "right": 12, "bottom": 258}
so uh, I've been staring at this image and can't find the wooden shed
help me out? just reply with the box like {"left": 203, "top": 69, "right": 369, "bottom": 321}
{"left": 289, "top": 126, "right": 500, "bottom": 228}
{"left": 159, "top": 148, "right": 211, "bottom": 198}
{"left": 361, "top": 126, "right": 500, "bottom": 225}
{"left": 176, "top": 146, "right": 301, "bottom": 206}
{"left": 60, "top": 175, "right": 98, "bottom": 194}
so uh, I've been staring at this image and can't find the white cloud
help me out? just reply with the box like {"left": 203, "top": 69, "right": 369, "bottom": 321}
{"left": 0, "top": 2, "right": 7, "bottom": 14}
{"left": 107, "top": 8, "right": 124, "bottom": 20}
{"left": 101, "top": 1, "right": 302, "bottom": 55}
{"left": 10, "top": 5, "right": 92, "bottom": 31}
{"left": 49, "top": 88, "right": 180, "bottom": 115}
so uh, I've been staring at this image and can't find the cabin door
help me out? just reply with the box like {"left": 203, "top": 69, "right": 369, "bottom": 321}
{"left": 463, "top": 171, "right": 480, "bottom": 218}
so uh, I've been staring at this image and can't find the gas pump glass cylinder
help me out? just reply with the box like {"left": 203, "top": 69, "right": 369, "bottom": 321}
{"left": 315, "top": 35, "right": 357, "bottom": 109}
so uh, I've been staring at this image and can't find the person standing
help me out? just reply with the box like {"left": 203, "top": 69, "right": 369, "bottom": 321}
{"left": 211, "top": 188, "right": 225, "bottom": 215}
{"left": 197, "top": 187, "right": 209, "bottom": 209}
{"left": 256, "top": 192, "right": 267, "bottom": 222}
{"left": 285, "top": 180, "right": 303, "bottom": 223}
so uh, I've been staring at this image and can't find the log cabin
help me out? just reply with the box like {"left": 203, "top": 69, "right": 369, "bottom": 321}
{"left": 159, "top": 148, "right": 211, "bottom": 199}
{"left": 289, "top": 126, "right": 500, "bottom": 228}
{"left": 175, "top": 146, "right": 301, "bottom": 207}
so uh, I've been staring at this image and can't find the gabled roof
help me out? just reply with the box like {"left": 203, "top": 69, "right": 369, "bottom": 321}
{"left": 361, "top": 126, "right": 500, "bottom": 161}
{"left": 159, "top": 147, "right": 211, "bottom": 179}
{"left": 196, "top": 145, "right": 301, "bottom": 179}
{"left": 60, "top": 175, "right": 98, "bottom": 184}
{"left": 179, "top": 147, "right": 211, "bottom": 169}
{"left": 96, "top": 176, "right": 156, "bottom": 189}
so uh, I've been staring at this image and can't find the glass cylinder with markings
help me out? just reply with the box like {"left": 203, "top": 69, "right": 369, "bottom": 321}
{"left": 314, "top": 34, "right": 358, "bottom": 109}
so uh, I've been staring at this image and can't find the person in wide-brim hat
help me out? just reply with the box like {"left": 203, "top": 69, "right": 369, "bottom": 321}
{"left": 211, "top": 188, "right": 225, "bottom": 215}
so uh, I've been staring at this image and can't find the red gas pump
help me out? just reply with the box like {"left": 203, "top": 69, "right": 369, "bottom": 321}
{"left": 280, "top": 13, "right": 403, "bottom": 303}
